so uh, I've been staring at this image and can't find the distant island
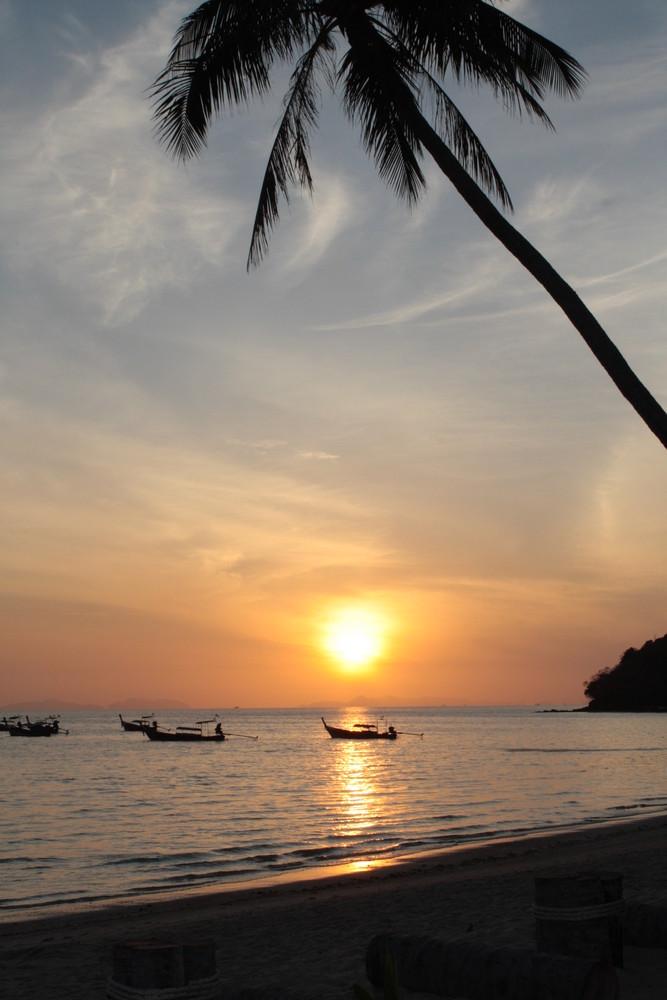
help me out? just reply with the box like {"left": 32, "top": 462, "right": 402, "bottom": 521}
{"left": 583, "top": 634, "right": 667, "bottom": 711}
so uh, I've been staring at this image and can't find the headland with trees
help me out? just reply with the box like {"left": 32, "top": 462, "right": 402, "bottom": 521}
{"left": 583, "top": 634, "right": 667, "bottom": 711}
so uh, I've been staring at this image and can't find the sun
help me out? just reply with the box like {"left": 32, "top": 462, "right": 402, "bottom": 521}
{"left": 321, "top": 607, "right": 386, "bottom": 670}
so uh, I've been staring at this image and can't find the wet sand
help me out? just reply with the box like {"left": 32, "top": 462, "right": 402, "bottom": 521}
{"left": 2, "top": 815, "right": 667, "bottom": 999}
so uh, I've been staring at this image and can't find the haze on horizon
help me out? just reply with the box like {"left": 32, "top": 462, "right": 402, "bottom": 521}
{"left": 1, "top": 0, "right": 666, "bottom": 710}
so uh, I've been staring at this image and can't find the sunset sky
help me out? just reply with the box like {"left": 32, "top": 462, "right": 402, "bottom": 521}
{"left": 1, "top": 0, "right": 666, "bottom": 709}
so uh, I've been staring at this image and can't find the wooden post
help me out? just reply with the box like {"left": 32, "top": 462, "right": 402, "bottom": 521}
{"left": 366, "top": 932, "right": 619, "bottom": 1000}
{"left": 108, "top": 938, "right": 219, "bottom": 997}
{"left": 534, "top": 872, "right": 624, "bottom": 967}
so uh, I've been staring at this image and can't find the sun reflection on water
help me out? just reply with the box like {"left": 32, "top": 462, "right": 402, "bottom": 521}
{"left": 326, "top": 714, "right": 395, "bottom": 859}
{"left": 336, "top": 744, "right": 377, "bottom": 833}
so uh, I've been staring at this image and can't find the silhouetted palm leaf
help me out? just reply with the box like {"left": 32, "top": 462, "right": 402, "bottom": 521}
{"left": 249, "top": 27, "right": 336, "bottom": 266}
{"left": 152, "top": 1, "right": 318, "bottom": 158}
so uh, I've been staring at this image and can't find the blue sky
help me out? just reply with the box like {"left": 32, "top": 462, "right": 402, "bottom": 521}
{"left": 1, "top": 0, "right": 666, "bottom": 707}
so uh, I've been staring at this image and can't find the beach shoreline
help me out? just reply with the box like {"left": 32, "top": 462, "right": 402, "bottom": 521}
{"left": 3, "top": 810, "right": 664, "bottom": 925}
{"left": 3, "top": 814, "right": 667, "bottom": 999}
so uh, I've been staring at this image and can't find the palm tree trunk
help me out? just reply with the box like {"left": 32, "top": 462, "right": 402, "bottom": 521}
{"left": 414, "top": 116, "right": 667, "bottom": 450}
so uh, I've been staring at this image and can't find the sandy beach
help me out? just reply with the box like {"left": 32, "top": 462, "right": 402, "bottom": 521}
{"left": 3, "top": 816, "right": 667, "bottom": 999}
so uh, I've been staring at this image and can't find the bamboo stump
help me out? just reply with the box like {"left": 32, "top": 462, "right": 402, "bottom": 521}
{"left": 366, "top": 932, "right": 618, "bottom": 1000}
{"left": 107, "top": 938, "right": 220, "bottom": 999}
{"left": 534, "top": 872, "right": 623, "bottom": 967}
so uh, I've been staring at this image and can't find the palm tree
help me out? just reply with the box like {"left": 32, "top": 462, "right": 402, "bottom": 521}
{"left": 151, "top": 0, "right": 667, "bottom": 449}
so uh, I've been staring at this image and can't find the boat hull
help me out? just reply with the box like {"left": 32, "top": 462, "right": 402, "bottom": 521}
{"left": 8, "top": 725, "right": 52, "bottom": 737}
{"left": 321, "top": 718, "right": 397, "bottom": 740}
{"left": 144, "top": 727, "right": 225, "bottom": 742}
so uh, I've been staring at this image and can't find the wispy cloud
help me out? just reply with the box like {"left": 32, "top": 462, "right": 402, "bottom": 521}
{"left": 309, "top": 279, "right": 489, "bottom": 332}
{"left": 520, "top": 177, "right": 603, "bottom": 228}
{"left": 579, "top": 250, "right": 667, "bottom": 288}
{"left": 298, "top": 451, "right": 339, "bottom": 461}
{"left": 273, "top": 174, "right": 359, "bottom": 280}
{"left": 0, "top": 2, "right": 247, "bottom": 325}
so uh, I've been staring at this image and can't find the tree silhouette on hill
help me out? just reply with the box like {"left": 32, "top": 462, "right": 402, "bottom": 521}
{"left": 584, "top": 635, "right": 667, "bottom": 711}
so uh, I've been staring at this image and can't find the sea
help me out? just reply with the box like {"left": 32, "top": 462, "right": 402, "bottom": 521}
{"left": 1, "top": 705, "right": 666, "bottom": 920}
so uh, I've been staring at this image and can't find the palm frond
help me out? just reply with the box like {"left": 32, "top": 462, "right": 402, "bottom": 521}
{"left": 248, "top": 28, "right": 336, "bottom": 268}
{"left": 151, "top": 0, "right": 318, "bottom": 160}
{"left": 425, "top": 75, "right": 513, "bottom": 210}
{"left": 492, "top": 8, "right": 587, "bottom": 99}
{"left": 337, "top": 14, "right": 426, "bottom": 204}
{"left": 365, "top": 13, "right": 512, "bottom": 210}
{"left": 382, "top": 0, "right": 587, "bottom": 120}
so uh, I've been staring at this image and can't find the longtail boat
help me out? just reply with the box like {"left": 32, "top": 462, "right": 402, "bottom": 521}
{"left": 143, "top": 718, "right": 225, "bottom": 742}
{"left": 321, "top": 717, "right": 397, "bottom": 740}
{"left": 5, "top": 716, "right": 52, "bottom": 737}
{"left": 119, "top": 713, "right": 154, "bottom": 732}
{"left": 3, "top": 714, "right": 67, "bottom": 736}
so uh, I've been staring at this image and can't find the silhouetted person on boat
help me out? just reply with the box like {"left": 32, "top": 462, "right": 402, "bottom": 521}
{"left": 215, "top": 722, "right": 223, "bottom": 736}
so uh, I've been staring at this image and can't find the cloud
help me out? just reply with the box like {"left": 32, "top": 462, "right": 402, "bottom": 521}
{"left": 580, "top": 250, "right": 667, "bottom": 289}
{"left": 519, "top": 177, "right": 603, "bottom": 228}
{"left": 272, "top": 174, "right": 359, "bottom": 281}
{"left": 298, "top": 451, "right": 339, "bottom": 461}
{"left": 309, "top": 277, "right": 490, "bottom": 332}
{"left": 0, "top": 2, "right": 248, "bottom": 326}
